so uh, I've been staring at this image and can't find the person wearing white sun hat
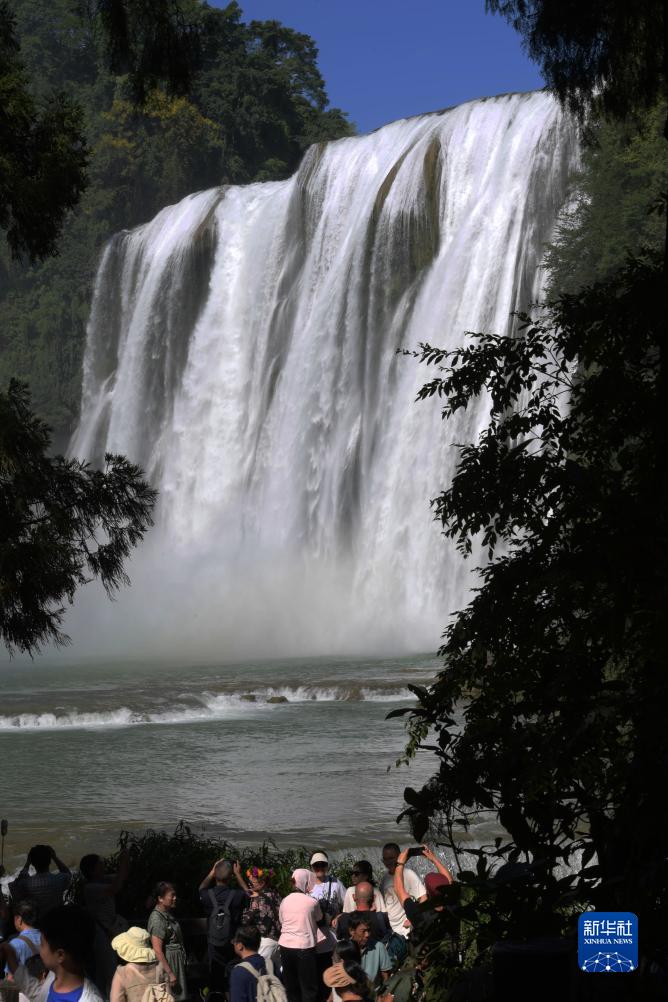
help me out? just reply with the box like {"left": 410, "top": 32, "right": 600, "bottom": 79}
{"left": 308, "top": 852, "right": 345, "bottom": 1000}
{"left": 109, "top": 928, "right": 171, "bottom": 1002}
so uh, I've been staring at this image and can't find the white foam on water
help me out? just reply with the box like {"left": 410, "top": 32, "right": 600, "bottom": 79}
{"left": 0, "top": 685, "right": 413, "bottom": 731}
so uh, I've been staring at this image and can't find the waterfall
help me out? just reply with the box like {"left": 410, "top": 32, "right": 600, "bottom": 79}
{"left": 69, "top": 91, "right": 578, "bottom": 659}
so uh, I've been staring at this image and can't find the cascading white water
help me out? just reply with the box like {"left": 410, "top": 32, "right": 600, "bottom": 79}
{"left": 69, "top": 91, "right": 578, "bottom": 658}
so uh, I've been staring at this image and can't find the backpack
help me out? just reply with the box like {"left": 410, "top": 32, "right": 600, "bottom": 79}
{"left": 207, "top": 889, "right": 232, "bottom": 947}
{"left": 239, "top": 959, "right": 287, "bottom": 1002}
{"left": 315, "top": 878, "right": 343, "bottom": 921}
{"left": 384, "top": 931, "right": 409, "bottom": 966}
{"left": 140, "top": 984, "right": 173, "bottom": 1002}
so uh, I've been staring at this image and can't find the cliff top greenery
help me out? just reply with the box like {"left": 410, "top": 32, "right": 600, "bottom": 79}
{"left": 0, "top": 0, "right": 353, "bottom": 440}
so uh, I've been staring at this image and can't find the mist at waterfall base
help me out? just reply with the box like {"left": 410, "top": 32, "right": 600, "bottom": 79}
{"left": 61, "top": 91, "right": 577, "bottom": 662}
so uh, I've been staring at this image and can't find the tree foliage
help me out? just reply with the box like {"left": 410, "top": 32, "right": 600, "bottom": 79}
{"left": 0, "top": 0, "right": 353, "bottom": 437}
{"left": 487, "top": 0, "right": 666, "bottom": 125}
{"left": 80, "top": 0, "right": 202, "bottom": 102}
{"left": 546, "top": 100, "right": 668, "bottom": 295}
{"left": 395, "top": 10, "right": 667, "bottom": 995}
{"left": 95, "top": 822, "right": 355, "bottom": 922}
{"left": 0, "top": 380, "right": 157, "bottom": 654}
{"left": 396, "top": 250, "right": 665, "bottom": 988}
{"left": 0, "top": 0, "right": 88, "bottom": 260}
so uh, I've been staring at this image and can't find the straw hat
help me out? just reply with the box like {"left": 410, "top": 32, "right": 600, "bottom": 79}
{"left": 111, "top": 927, "right": 157, "bottom": 964}
{"left": 323, "top": 963, "right": 355, "bottom": 989}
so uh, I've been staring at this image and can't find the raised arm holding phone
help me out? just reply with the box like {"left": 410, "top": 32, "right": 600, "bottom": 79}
{"left": 393, "top": 845, "right": 453, "bottom": 909}
{"left": 393, "top": 844, "right": 453, "bottom": 939}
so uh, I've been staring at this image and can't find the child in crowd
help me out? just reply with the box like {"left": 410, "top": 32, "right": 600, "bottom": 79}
{"left": 1, "top": 905, "right": 103, "bottom": 1002}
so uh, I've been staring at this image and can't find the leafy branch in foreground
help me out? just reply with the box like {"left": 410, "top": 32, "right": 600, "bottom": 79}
{"left": 393, "top": 252, "right": 666, "bottom": 990}
{"left": 0, "top": 380, "right": 158, "bottom": 654}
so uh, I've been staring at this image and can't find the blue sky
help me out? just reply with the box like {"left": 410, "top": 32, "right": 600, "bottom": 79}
{"left": 219, "top": 1, "right": 545, "bottom": 134}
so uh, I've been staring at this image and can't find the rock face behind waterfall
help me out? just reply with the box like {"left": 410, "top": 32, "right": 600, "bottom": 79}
{"left": 69, "top": 91, "right": 579, "bottom": 658}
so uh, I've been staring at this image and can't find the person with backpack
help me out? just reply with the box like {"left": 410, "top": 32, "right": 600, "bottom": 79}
{"left": 2, "top": 901, "right": 40, "bottom": 976}
{"left": 230, "top": 926, "right": 286, "bottom": 1002}
{"left": 1, "top": 904, "right": 103, "bottom": 1002}
{"left": 198, "top": 859, "right": 248, "bottom": 998}
{"left": 109, "top": 926, "right": 172, "bottom": 1002}
{"left": 307, "top": 855, "right": 345, "bottom": 924}
{"left": 147, "top": 883, "right": 187, "bottom": 1002}
{"left": 307, "top": 853, "right": 344, "bottom": 998}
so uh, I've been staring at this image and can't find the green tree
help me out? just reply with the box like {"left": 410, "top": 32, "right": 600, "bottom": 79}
{"left": 0, "top": 0, "right": 88, "bottom": 260}
{"left": 192, "top": 4, "right": 353, "bottom": 182}
{"left": 393, "top": 5, "right": 667, "bottom": 997}
{"left": 398, "top": 250, "right": 664, "bottom": 961}
{"left": 1, "top": 381, "right": 157, "bottom": 653}
{"left": 546, "top": 101, "right": 668, "bottom": 295}
{"left": 80, "top": 0, "right": 204, "bottom": 102}
{"left": 0, "top": 0, "right": 353, "bottom": 438}
{"left": 0, "top": 1, "right": 161, "bottom": 654}
{"left": 487, "top": 1, "right": 666, "bottom": 124}
{"left": 92, "top": 90, "right": 224, "bottom": 227}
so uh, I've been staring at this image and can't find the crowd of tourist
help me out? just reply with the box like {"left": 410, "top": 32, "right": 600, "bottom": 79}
{"left": 0, "top": 842, "right": 454, "bottom": 1002}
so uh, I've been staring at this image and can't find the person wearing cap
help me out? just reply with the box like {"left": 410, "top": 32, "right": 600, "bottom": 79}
{"left": 308, "top": 854, "right": 345, "bottom": 922}
{"left": 109, "top": 927, "right": 170, "bottom": 1002}
{"left": 392, "top": 845, "right": 453, "bottom": 937}
{"left": 308, "top": 853, "right": 344, "bottom": 999}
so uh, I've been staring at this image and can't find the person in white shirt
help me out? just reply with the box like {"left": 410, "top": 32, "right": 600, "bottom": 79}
{"left": 308, "top": 852, "right": 345, "bottom": 1000}
{"left": 378, "top": 843, "right": 426, "bottom": 939}
{"left": 308, "top": 853, "right": 346, "bottom": 920}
